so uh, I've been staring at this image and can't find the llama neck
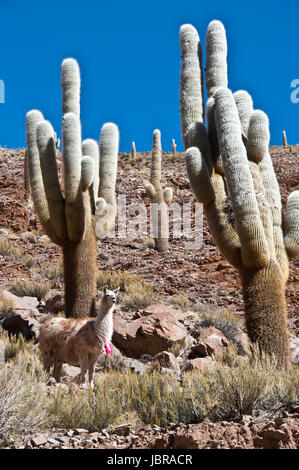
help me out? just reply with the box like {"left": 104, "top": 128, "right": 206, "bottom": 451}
{"left": 95, "top": 298, "right": 114, "bottom": 345}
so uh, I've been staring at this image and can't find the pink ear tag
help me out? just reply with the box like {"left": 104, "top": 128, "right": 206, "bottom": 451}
{"left": 105, "top": 341, "right": 112, "bottom": 355}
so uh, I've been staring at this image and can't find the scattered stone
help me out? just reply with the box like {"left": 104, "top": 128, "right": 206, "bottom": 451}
{"left": 114, "top": 424, "right": 131, "bottom": 437}
{"left": 47, "top": 438, "right": 61, "bottom": 446}
{"left": 2, "top": 314, "right": 36, "bottom": 341}
{"left": 74, "top": 429, "right": 89, "bottom": 435}
{"left": 44, "top": 294, "right": 64, "bottom": 314}
{"left": 31, "top": 436, "right": 48, "bottom": 447}
{"left": 153, "top": 351, "right": 180, "bottom": 372}
{"left": 182, "top": 357, "right": 217, "bottom": 372}
{"left": 0, "top": 290, "right": 39, "bottom": 315}
{"left": 289, "top": 334, "right": 299, "bottom": 364}
{"left": 140, "top": 354, "right": 153, "bottom": 363}
{"left": 190, "top": 327, "right": 229, "bottom": 359}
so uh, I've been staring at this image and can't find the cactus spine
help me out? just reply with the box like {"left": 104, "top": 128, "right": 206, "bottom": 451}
{"left": 26, "top": 59, "right": 119, "bottom": 318}
{"left": 144, "top": 130, "right": 173, "bottom": 253}
{"left": 180, "top": 21, "right": 299, "bottom": 367}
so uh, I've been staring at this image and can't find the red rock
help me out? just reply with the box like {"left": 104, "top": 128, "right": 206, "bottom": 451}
{"left": 113, "top": 307, "right": 189, "bottom": 358}
{"left": 44, "top": 294, "right": 64, "bottom": 314}
{"left": 153, "top": 351, "right": 180, "bottom": 372}
{"left": 2, "top": 314, "right": 36, "bottom": 340}
{"left": 190, "top": 327, "right": 229, "bottom": 359}
{"left": 183, "top": 357, "right": 216, "bottom": 372}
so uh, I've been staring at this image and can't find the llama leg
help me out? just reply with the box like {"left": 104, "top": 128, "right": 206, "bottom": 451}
{"left": 79, "top": 354, "right": 88, "bottom": 388}
{"left": 88, "top": 353, "right": 98, "bottom": 389}
{"left": 53, "top": 359, "right": 63, "bottom": 382}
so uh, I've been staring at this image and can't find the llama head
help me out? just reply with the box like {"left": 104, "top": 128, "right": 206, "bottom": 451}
{"left": 102, "top": 285, "right": 120, "bottom": 308}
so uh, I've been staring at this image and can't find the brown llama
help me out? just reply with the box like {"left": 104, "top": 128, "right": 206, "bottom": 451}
{"left": 38, "top": 286, "right": 119, "bottom": 388}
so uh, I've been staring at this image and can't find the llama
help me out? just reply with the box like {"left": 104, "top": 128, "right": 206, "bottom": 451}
{"left": 38, "top": 286, "right": 119, "bottom": 388}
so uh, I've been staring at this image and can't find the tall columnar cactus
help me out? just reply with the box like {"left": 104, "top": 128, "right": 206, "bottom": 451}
{"left": 180, "top": 21, "right": 299, "bottom": 367}
{"left": 144, "top": 130, "right": 173, "bottom": 253}
{"left": 26, "top": 58, "right": 119, "bottom": 318}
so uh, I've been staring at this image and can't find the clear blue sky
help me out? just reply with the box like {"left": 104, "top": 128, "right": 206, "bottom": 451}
{"left": 0, "top": 0, "right": 298, "bottom": 152}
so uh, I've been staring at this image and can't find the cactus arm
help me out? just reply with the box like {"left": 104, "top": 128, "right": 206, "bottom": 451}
{"left": 179, "top": 24, "right": 204, "bottom": 149}
{"left": 207, "top": 97, "right": 223, "bottom": 174}
{"left": 62, "top": 112, "right": 85, "bottom": 242}
{"left": 26, "top": 110, "right": 61, "bottom": 244}
{"left": 151, "top": 129, "right": 162, "bottom": 186}
{"left": 61, "top": 58, "right": 80, "bottom": 118}
{"left": 247, "top": 110, "right": 270, "bottom": 163}
{"left": 234, "top": 90, "right": 253, "bottom": 135}
{"left": 36, "top": 120, "right": 67, "bottom": 242}
{"left": 188, "top": 122, "right": 214, "bottom": 176}
{"left": 205, "top": 175, "right": 242, "bottom": 268}
{"left": 214, "top": 88, "right": 270, "bottom": 268}
{"left": 81, "top": 156, "right": 95, "bottom": 191}
{"left": 185, "top": 147, "right": 241, "bottom": 267}
{"left": 249, "top": 161, "right": 276, "bottom": 259}
{"left": 205, "top": 20, "right": 228, "bottom": 98}
{"left": 284, "top": 190, "right": 299, "bottom": 259}
{"left": 82, "top": 138, "right": 99, "bottom": 212}
{"left": 144, "top": 182, "right": 156, "bottom": 199}
{"left": 163, "top": 187, "right": 173, "bottom": 206}
{"left": 185, "top": 147, "right": 214, "bottom": 204}
{"left": 95, "top": 122, "right": 119, "bottom": 234}
{"left": 254, "top": 116, "right": 290, "bottom": 279}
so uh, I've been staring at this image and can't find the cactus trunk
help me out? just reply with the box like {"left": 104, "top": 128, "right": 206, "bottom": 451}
{"left": 240, "top": 261, "right": 289, "bottom": 367}
{"left": 63, "top": 220, "right": 97, "bottom": 318}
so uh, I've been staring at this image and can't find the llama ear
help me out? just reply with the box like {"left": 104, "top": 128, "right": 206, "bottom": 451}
{"left": 103, "top": 285, "right": 108, "bottom": 294}
{"left": 114, "top": 287, "right": 120, "bottom": 294}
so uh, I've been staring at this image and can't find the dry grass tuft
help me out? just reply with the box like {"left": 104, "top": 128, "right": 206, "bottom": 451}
{"left": 96, "top": 270, "right": 146, "bottom": 293}
{"left": 121, "top": 283, "right": 158, "bottom": 311}
{"left": 0, "top": 300, "right": 15, "bottom": 321}
{"left": 0, "top": 336, "right": 50, "bottom": 444}
{"left": 9, "top": 280, "right": 50, "bottom": 300}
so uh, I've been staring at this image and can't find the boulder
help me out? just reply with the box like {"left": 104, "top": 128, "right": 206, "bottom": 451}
{"left": 113, "top": 305, "right": 190, "bottom": 358}
{"left": 189, "top": 326, "right": 229, "bottom": 359}
{"left": 290, "top": 335, "right": 299, "bottom": 365}
{"left": 44, "top": 294, "right": 64, "bottom": 314}
{"left": 182, "top": 357, "right": 217, "bottom": 372}
{"left": 0, "top": 290, "right": 39, "bottom": 315}
{"left": 2, "top": 314, "right": 37, "bottom": 341}
{"left": 153, "top": 351, "right": 180, "bottom": 372}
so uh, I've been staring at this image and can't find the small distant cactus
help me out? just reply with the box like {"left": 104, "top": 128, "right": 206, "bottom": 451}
{"left": 172, "top": 139, "right": 176, "bottom": 156}
{"left": 144, "top": 130, "right": 173, "bottom": 253}
{"left": 180, "top": 21, "right": 299, "bottom": 367}
{"left": 132, "top": 141, "right": 137, "bottom": 158}
{"left": 26, "top": 58, "right": 119, "bottom": 318}
{"left": 283, "top": 130, "right": 288, "bottom": 147}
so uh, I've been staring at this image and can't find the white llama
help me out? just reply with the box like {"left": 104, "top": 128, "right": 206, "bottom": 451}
{"left": 38, "top": 286, "right": 119, "bottom": 388}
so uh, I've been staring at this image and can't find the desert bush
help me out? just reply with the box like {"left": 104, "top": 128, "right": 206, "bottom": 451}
{"left": 0, "top": 300, "right": 15, "bottom": 321}
{"left": 0, "top": 342, "right": 50, "bottom": 443}
{"left": 20, "top": 255, "right": 35, "bottom": 268}
{"left": 167, "top": 294, "right": 191, "bottom": 312}
{"left": 121, "top": 283, "right": 158, "bottom": 311}
{"left": 183, "top": 344, "right": 299, "bottom": 421}
{"left": 50, "top": 370, "right": 203, "bottom": 430}
{"left": 96, "top": 352, "right": 128, "bottom": 373}
{"left": 0, "top": 238, "right": 21, "bottom": 260}
{"left": 96, "top": 270, "right": 146, "bottom": 293}
{"left": 42, "top": 263, "right": 64, "bottom": 282}
{"left": 9, "top": 279, "right": 50, "bottom": 300}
